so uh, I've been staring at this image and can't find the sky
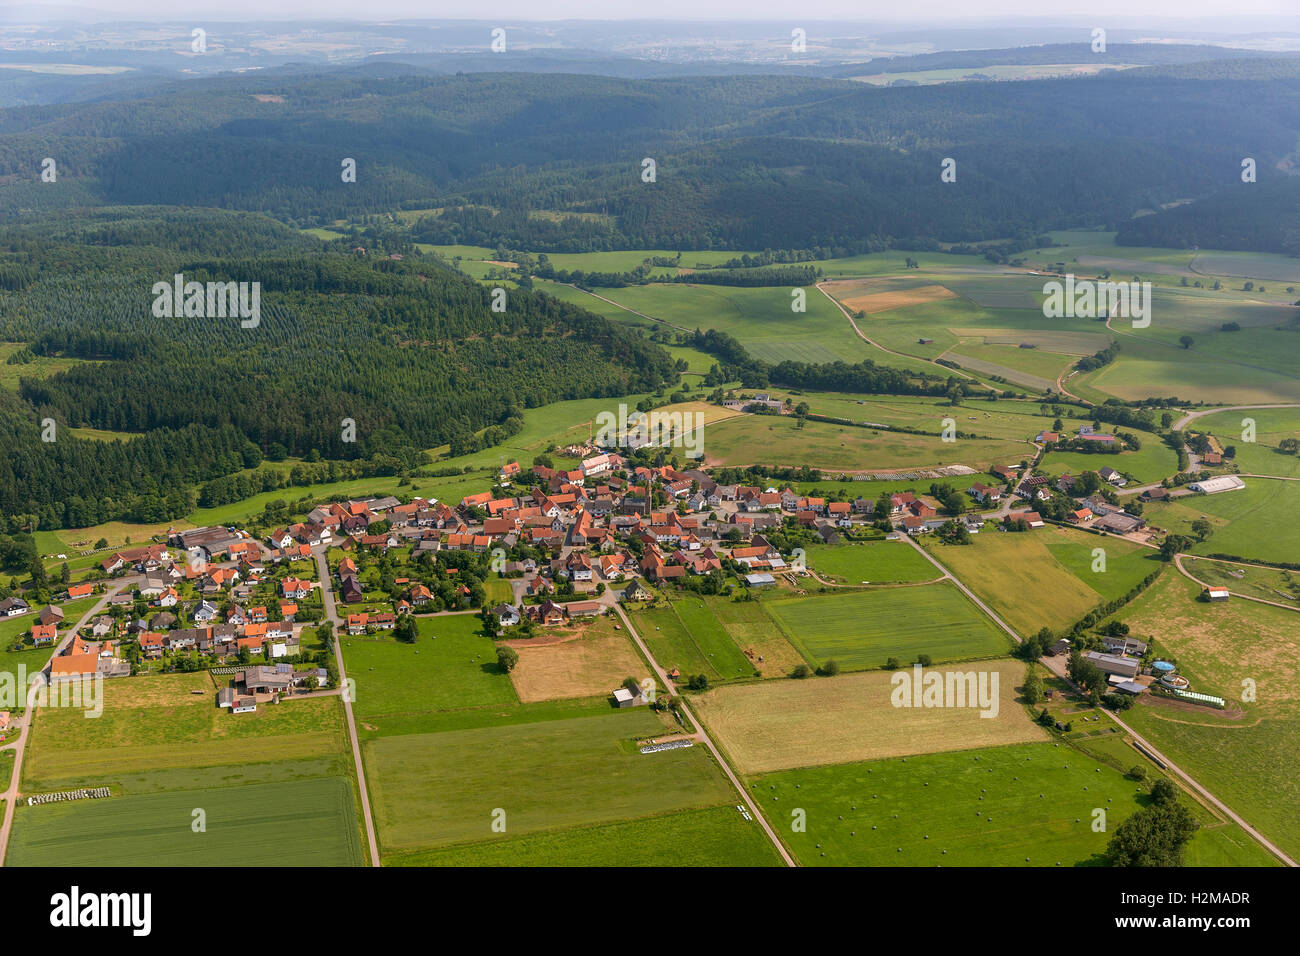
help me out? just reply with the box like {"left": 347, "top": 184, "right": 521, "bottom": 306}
{"left": 7, "top": 1, "right": 1300, "bottom": 23}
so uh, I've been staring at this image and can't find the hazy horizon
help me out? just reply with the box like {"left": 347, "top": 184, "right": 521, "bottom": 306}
{"left": 5, "top": 1, "right": 1300, "bottom": 25}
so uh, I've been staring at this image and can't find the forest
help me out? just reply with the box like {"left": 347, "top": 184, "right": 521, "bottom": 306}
{"left": 0, "top": 209, "right": 676, "bottom": 530}
{"left": 1, "top": 64, "right": 1298, "bottom": 251}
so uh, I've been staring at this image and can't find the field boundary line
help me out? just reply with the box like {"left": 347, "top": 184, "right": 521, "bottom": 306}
{"left": 613, "top": 604, "right": 796, "bottom": 867}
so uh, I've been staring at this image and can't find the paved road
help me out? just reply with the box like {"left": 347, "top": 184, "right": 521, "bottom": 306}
{"left": 1174, "top": 553, "right": 1300, "bottom": 614}
{"left": 905, "top": 534, "right": 1297, "bottom": 867}
{"left": 1172, "top": 403, "right": 1300, "bottom": 432}
{"left": 613, "top": 604, "right": 797, "bottom": 867}
{"left": 313, "top": 547, "right": 382, "bottom": 867}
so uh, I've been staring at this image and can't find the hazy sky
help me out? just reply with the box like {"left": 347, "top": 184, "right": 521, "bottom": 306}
{"left": 9, "top": 0, "right": 1300, "bottom": 22}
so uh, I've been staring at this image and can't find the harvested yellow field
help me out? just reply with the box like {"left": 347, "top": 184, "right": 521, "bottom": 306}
{"left": 837, "top": 284, "right": 957, "bottom": 314}
{"left": 692, "top": 660, "right": 1042, "bottom": 773}
{"left": 507, "top": 617, "right": 650, "bottom": 703}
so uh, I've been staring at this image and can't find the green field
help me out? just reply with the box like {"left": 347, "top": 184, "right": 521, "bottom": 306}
{"left": 1180, "top": 479, "right": 1300, "bottom": 566}
{"left": 21, "top": 672, "right": 347, "bottom": 790}
{"left": 386, "top": 805, "right": 781, "bottom": 866}
{"left": 767, "top": 582, "right": 1011, "bottom": 670}
{"left": 364, "top": 709, "right": 734, "bottom": 855}
{"left": 1123, "top": 708, "right": 1300, "bottom": 862}
{"left": 806, "top": 540, "right": 943, "bottom": 584}
{"left": 1080, "top": 322, "right": 1300, "bottom": 405}
{"left": 633, "top": 600, "right": 754, "bottom": 682}
{"left": 751, "top": 740, "right": 1272, "bottom": 867}
{"left": 8, "top": 777, "right": 363, "bottom": 866}
{"left": 1183, "top": 557, "right": 1300, "bottom": 606}
{"left": 1040, "top": 428, "right": 1180, "bottom": 484}
{"left": 922, "top": 526, "right": 1160, "bottom": 636}
{"left": 343, "top": 614, "right": 518, "bottom": 721}
{"left": 699, "top": 412, "right": 1030, "bottom": 472}
{"left": 1191, "top": 407, "right": 1300, "bottom": 479}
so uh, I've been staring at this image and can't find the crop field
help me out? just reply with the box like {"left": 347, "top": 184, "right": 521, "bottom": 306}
{"left": 363, "top": 709, "right": 734, "bottom": 855}
{"left": 922, "top": 526, "right": 1158, "bottom": 636}
{"left": 632, "top": 599, "right": 754, "bottom": 681}
{"left": 827, "top": 279, "right": 958, "bottom": 314}
{"left": 506, "top": 616, "right": 650, "bottom": 703}
{"left": 386, "top": 805, "right": 781, "bottom": 867}
{"left": 805, "top": 540, "right": 941, "bottom": 585}
{"left": 941, "top": 351, "right": 1057, "bottom": 391}
{"left": 767, "top": 583, "right": 1012, "bottom": 671}
{"left": 946, "top": 342, "right": 1077, "bottom": 387}
{"left": 1079, "top": 326, "right": 1300, "bottom": 405}
{"left": 21, "top": 673, "right": 348, "bottom": 790}
{"left": 595, "top": 281, "right": 871, "bottom": 361}
{"left": 698, "top": 412, "right": 1029, "bottom": 472}
{"left": 703, "top": 597, "right": 807, "bottom": 678}
{"left": 343, "top": 614, "right": 518, "bottom": 721}
{"left": 7, "top": 777, "right": 363, "bottom": 867}
{"left": 1190, "top": 252, "right": 1300, "bottom": 283}
{"left": 1107, "top": 571, "right": 1300, "bottom": 712}
{"left": 692, "top": 661, "right": 1042, "bottom": 773}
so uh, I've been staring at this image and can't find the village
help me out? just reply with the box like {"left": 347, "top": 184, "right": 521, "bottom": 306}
{"left": 3, "top": 418, "right": 1239, "bottom": 721}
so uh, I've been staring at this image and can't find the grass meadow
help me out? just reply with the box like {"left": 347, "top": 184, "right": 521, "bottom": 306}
{"left": 767, "top": 583, "right": 1013, "bottom": 670}
{"left": 8, "top": 777, "right": 363, "bottom": 866}
{"left": 363, "top": 708, "right": 733, "bottom": 855}
{"left": 385, "top": 805, "right": 781, "bottom": 867}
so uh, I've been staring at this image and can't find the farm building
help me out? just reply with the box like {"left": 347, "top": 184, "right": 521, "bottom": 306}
{"left": 566, "top": 600, "right": 604, "bottom": 618}
{"left": 745, "top": 573, "right": 776, "bottom": 588}
{"left": 1205, "top": 588, "right": 1230, "bottom": 602}
{"left": 1188, "top": 475, "right": 1245, "bottom": 495}
{"left": 1093, "top": 512, "right": 1145, "bottom": 534}
{"left": 611, "top": 685, "right": 648, "bottom": 708}
{"left": 1085, "top": 651, "right": 1140, "bottom": 679}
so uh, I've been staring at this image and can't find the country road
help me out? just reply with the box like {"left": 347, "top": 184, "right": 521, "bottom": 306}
{"left": 314, "top": 547, "right": 382, "bottom": 867}
{"left": 815, "top": 282, "right": 979, "bottom": 382}
{"left": 0, "top": 577, "right": 138, "bottom": 865}
{"left": 1174, "top": 553, "right": 1300, "bottom": 614}
{"left": 613, "top": 604, "right": 797, "bottom": 867}
{"left": 568, "top": 284, "right": 691, "bottom": 332}
{"left": 1171, "top": 403, "right": 1300, "bottom": 432}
